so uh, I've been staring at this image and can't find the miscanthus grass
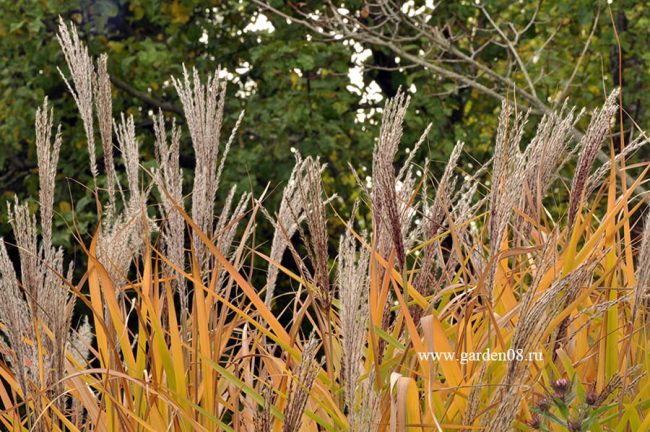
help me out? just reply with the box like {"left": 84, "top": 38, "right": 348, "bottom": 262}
{"left": 0, "top": 19, "right": 649, "bottom": 431}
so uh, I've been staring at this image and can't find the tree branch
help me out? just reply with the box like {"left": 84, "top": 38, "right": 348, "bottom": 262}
{"left": 110, "top": 75, "right": 184, "bottom": 116}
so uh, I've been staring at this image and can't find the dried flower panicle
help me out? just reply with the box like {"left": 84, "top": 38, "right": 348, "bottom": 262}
{"left": 282, "top": 336, "right": 322, "bottom": 432}
{"left": 567, "top": 89, "right": 619, "bottom": 231}
{"left": 0, "top": 98, "right": 88, "bottom": 427}
{"left": 337, "top": 208, "right": 371, "bottom": 429}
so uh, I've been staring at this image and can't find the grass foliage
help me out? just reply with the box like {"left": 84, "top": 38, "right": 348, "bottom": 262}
{"left": 0, "top": 19, "right": 649, "bottom": 431}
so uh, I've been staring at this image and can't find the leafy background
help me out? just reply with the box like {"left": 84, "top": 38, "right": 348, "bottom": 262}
{"left": 0, "top": 0, "right": 648, "bottom": 256}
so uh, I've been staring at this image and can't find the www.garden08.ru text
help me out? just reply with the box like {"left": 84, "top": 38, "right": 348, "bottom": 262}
{"left": 417, "top": 349, "right": 544, "bottom": 365}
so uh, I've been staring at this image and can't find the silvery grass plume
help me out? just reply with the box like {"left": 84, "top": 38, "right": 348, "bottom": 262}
{"left": 487, "top": 101, "right": 529, "bottom": 301}
{"left": 396, "top": 121, "right": 432, "bottom": 255}
{"left": 366, "top": 89, "right": 433, "bottom": 357}
{"left": 371, "top": 89, "right": 421, "bottom": 271}
{"left": 548, "top": 91, "right": 622, "bottom": 355}
{"left": 172, "top": 66, "right": 226, "bottom": 279}
{"left": 171, "top": 66, "right": 249, "bottom": 287}
{"left": 486, "top": 245, "right": 599, "bottom": 431}
{"left": 59, "top": 17, "right": 151, "bottom": 368}
{"left": 263, "top": 153, "right": 338, "bottom": 308}
{"left": 357, "top": 373, "right": 381, "bottom": 432}
{"left": 293, "top": 155, "right": 332, "bottom": 309}
{"left": 58, "top": 19, "right": 121, "bottom": 220}
{"left": 95, "top": 53, "right": 117, "bottom": 218}
{"left": 213, "top": 183, "right": 253, "bottom": 292}
{"left": 449, "top": 162, "right": 487, "bottom": 277}
{"left": 337, "top": 208, "right": 369, "bottom": 422}
{"left": 57, "top": 20, "right": 148, "bottom": 289}
{"left": 282, "top": 335, "right": 322, "bottom": 432}
{"left": 567, "top": 89, "right": 619, "bottom": 232}
{"left": 211, "top": 111, "right": 250, "bottom": 277}
{"left": 351, "top": 90, "right": 430, "bottom": 265}
{"left": 585, "top": 133, "right": 648, "bottom": 198}
{"left": 0, "top": 240, "right": 36, "bottom": 410}
{"left": 262, "top": 155, "right": 309, "bottom": 306}
{"left": 412, "top": 140, "right": 464, "bottom": 299}
{"left": 0, "top": 100, "right": 89, "bottom": 427}
{"left": 337, "top": 210, "right": 380, "bottom": 431}
{"left": 153, "top": 106, "right": 252, "bottom": 310}
{"left": 35, "top": 98, "right": 62, "bottom": 254}
{"left": 253, "top": 386, "right": 273, "bottom": 432}
{"left": 208, "top": 116, "right": 252, "bottom": 298}
{"left": 518, "top": 101, "right": 580, "bottom": 232}
{"left": 57, "top": 17, "right": 98, "bottom": 184}
{"left": 153, "top": 111, "right": 186, "bottom": 310}
{"left": 95, "top": 113, "right": 150, "bottom": 289}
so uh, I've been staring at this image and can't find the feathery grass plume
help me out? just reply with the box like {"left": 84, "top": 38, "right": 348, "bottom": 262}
{"left": 171, "top": 65, "right": 228, "bottom": 279}
{"left": 34, "top": 101, "right": 73, "bottom": 413}
{"left": 94, "top": 53, "right": 117, "bottom": 216}
{"left": 356, "top": 374, "right": 381, "bottom": 432}
{"left": 396, "top": 151, "right": 428, "bottom": 255}
{"left": 338, "top": 237, "right": 381, "bottom": 431}
{"left": 216, "top": 109, "right": 245, "bottom": 199}
{"left": 57, "top": 20, "right": 150, "bottom": 352}
{"left": 396, "top": 123, "right": 432, "bottom": 185}
{"left": 585, "top": 133, "right": 648, "bottom": 198}
{"left": 520, "top": 101, "right": 578, "bottom": 227}
{"left": 448, "top": 174, "right": 482, "bottom": 273}
{"left": 42, "top": 106, "right": 80, "bottom": 407}
{"left": 0, "top": 239, "right": 35, "bottom": 404}
{"left": 153, "top": 111, "right": 186, "bottom": 307}
{"left": 213, "top": 185, "right": 252, "bottom": 291}
{"left": 282, "top": 335, "right": 322, "bottom": 432}
{"left": 367, "top": 89, "right": 433, "bottom": 359}
{"left": 487, "top": 250, "right": 599, "bottom": 431}
{"left": 446, "top": 159, "right": 487, "bottom": 278}
{"left": 337, "top": 207, "right": 371, "bottom": 423}
{"left": 487, "top": 101, "right": 529, "bottom": 300}
{"left": 35, "top": 98, "right": 62, "bottom": 254}
{"left": 253, "top": 386, "right": 273, "bottom": 432}
{"left": 392, "top": 122, "right": 431, "bottom": 256}
{"left": 211, "top": 110, "right": 249, "bottom": 263}
{"left": 67, "top": 315, "right": 93, "bottom": 366}
{"left": 462, "top": 363, "right": 487, "bottom": 431}
{"left": 96, "top": 113, "right": 148, "bottom": 288}
{"left": 372, "top": 89, "right": 410, "bottom": 270}
{"left": 56, "top": 17, "right": 98, "bottom": 183}
{"left": 1, "top": 110, "right": 74, "bottom": 422}
{"left": 214, "top": 185, "right": 250, "bottom": 255}
{"left": 294, "top": 156, "right": 331, "bottom": 308}
{"left": 632, "top": 209, "right": 650, "bottom": 323}
{"left": 3, "top": 43, "right": 91, "bottom": 424}
{"left": 262, "top": 155, "right": 309, "bottom": 306}
{"left": 115, "top": 113, "right": 140, "bottom": 200}
{"left": 31, "top": 100, "right": 76, "bottom": 416}
{"left": 567, "top": 89, "right": 619, "bottom": 232}
{"left": 413, "top": 140, "right": 464, "bottom": 297}
{"left": 65, "top": 314, "right": 94, "bottom": 426}
{"left": 9, "top": 198, "right": 40, "bottom": 309}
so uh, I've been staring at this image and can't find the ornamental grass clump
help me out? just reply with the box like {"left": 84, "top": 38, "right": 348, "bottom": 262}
{"left": 0, "top": 19, "right": 649, "bottom": 432}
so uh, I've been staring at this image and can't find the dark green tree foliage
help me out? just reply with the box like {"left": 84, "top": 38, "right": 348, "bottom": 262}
{"left": 0, "top": 1, "right": 364, "bottom": 247}
{"left": 1, "top": 0, "right": 649, "bottom": 251}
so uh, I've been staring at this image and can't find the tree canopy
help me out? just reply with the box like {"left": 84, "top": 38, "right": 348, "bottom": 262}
{"left": 1, "top": 0, "right": 648, "bottom": 246}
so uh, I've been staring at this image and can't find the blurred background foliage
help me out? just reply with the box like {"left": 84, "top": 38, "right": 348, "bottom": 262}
{"left": 0, "top": 0, "right": 648, "bottom": 255}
